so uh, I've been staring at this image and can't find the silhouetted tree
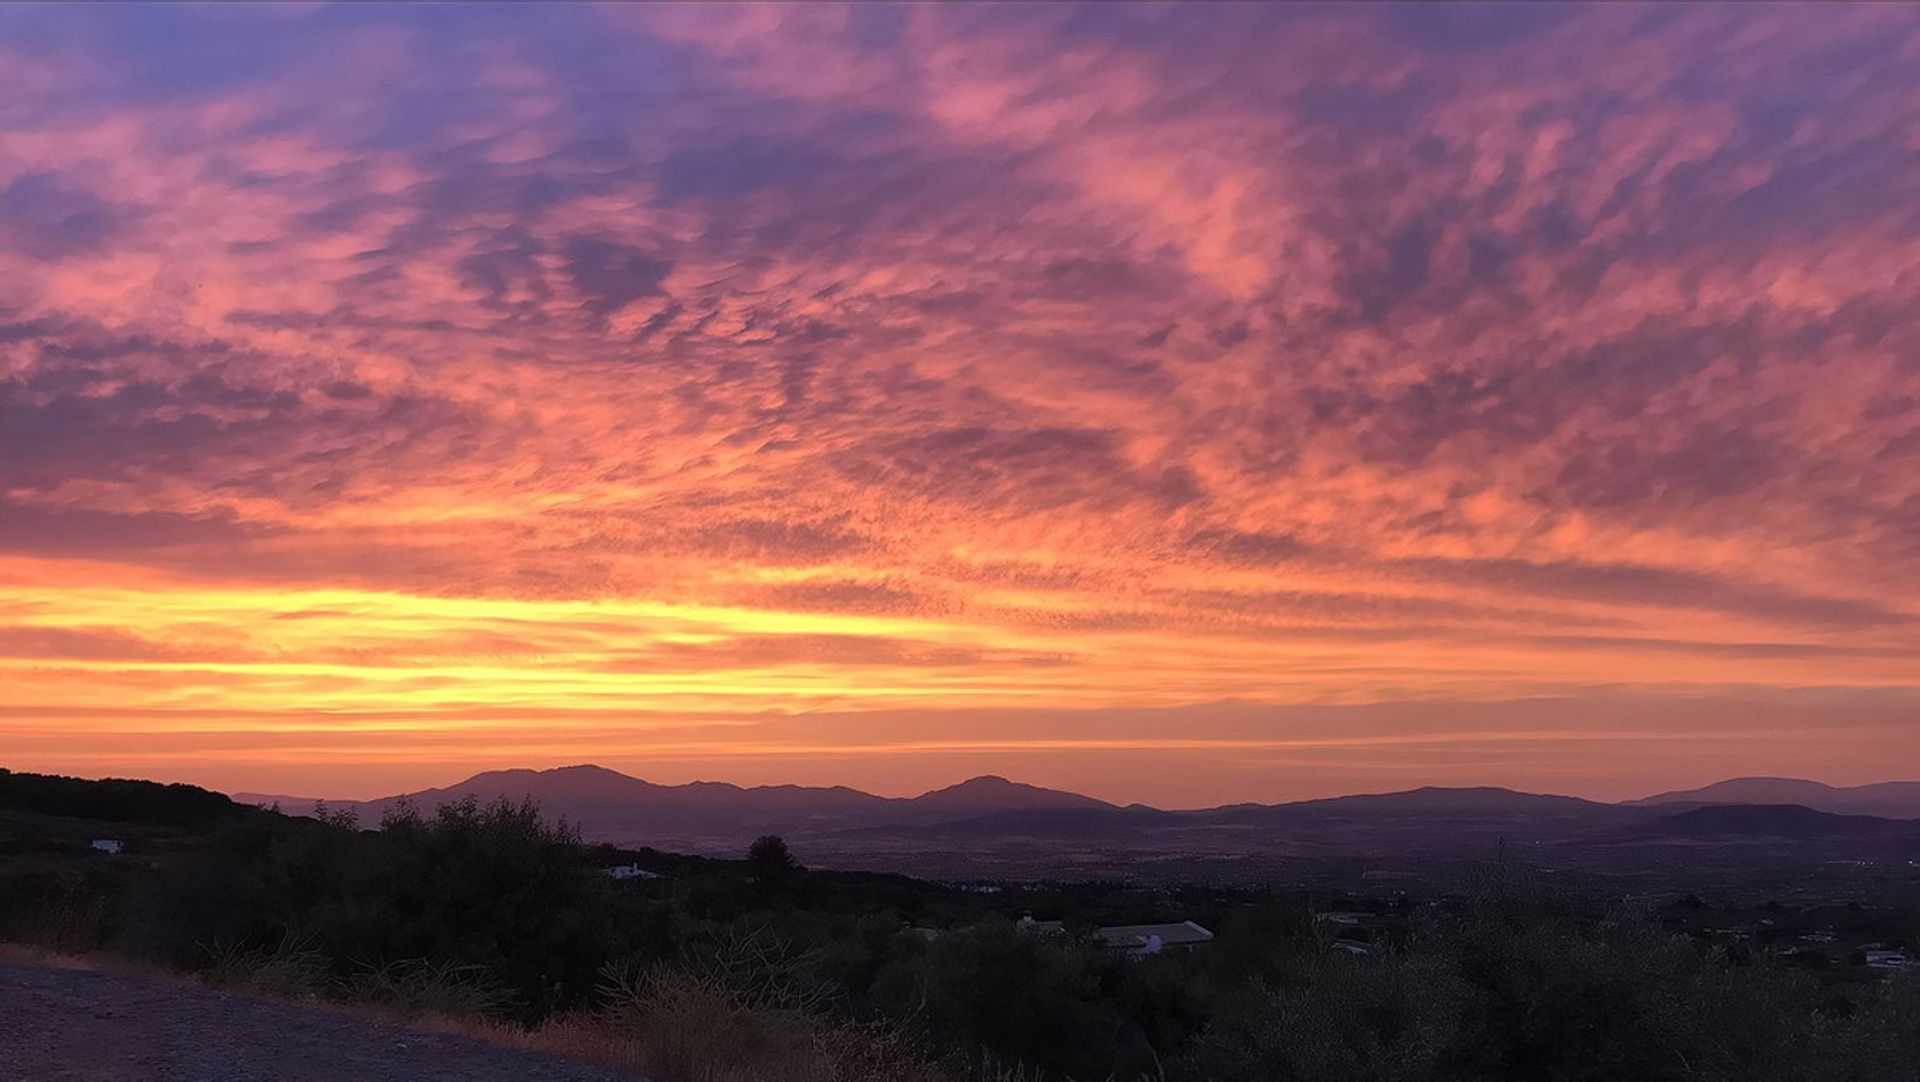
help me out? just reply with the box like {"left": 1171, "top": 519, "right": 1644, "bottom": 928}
{"left": 748, "top": 834, "right": 802, "bottom": 886}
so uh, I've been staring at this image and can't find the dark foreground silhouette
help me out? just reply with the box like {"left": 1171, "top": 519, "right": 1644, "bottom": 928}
{"left": 4, "top": 769, "right": 1918, "bottom": 1081}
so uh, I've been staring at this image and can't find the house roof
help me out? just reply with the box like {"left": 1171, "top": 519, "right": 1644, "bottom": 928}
{"left": 1094, "top": 921, "right": 1214, "bottom": 949}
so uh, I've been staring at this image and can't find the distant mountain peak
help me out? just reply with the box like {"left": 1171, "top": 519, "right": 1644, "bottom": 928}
{"left": 914, "top": 775, "right": 1113, "bottom": 810}
{"left": 1633, "top": 776, "right": 1920, "bottom": 819}
{"left": 1630, "top": 802, "right": 1908, "bottom": 839}
{"left": 1289, "top": 785, "right": 1605, "bottom": 813}
{"left": 941, "top": 774, "right": 1017, "bottom": 790}
{"left": 467, "top": 764, "right": 611, "bottom": 780}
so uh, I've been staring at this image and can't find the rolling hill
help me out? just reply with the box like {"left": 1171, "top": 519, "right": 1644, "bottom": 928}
{"left": 1628, "top": 803, "right": 1916, "bottom": 839}
{"left": 236, "top": 765, "right": 1118, "bottom": 847}
{"left": 1632, "top": 777, "right": 1920, "bottom": 819}
{"left": 1214, "top": 785, "right": 1615, "bottom": 819}
{"left": 232, "top": 768, "right": 1920, "bottom": 885}
{"left": 911, "top": 774, "right": 1116, "bottom": 813}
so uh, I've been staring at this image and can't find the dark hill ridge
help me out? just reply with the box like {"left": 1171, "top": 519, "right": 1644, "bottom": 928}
{"left": 232, "top": 767, "right": 1920, "bottom": 869}
{"left": 3, "top": 767, "right": 248, "bottom": 828}
{"left": 912, "top": 774, "right": 1116, "bottom": 812}
{"left": 1630, "top": 803, "right": 1917, "bottom": 839}
{"left": 1193, "top": 786, "right": 1630, "bottom": 833}
{"left": 239, "top": 768, "right": 1920, "bottom": 828}
{"left": 235, "top": 765, "right": 1108, "bottom": 839}
{"left": 401, "top": 764, "right": 890, "bottom": 813}
{"left": 1631, "top": 777, "right": 1920, "bottom": 819}
{"left": 1274, "top": 786, "right": 1609, "bottom": 816}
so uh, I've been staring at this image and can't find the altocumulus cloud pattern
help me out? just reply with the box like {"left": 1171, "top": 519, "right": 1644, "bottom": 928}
{"left": 2, "top": 4, "right": 1918, "bottom": 802}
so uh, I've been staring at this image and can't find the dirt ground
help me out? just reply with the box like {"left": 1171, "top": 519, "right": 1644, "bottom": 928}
{"left": 0, "top": 959, "right": 638, "bottom": 1081}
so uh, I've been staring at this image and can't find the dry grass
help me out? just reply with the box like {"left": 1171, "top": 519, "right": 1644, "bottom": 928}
{"left": 427, "top": 1007, "right": 957, "bottom": 1082}
{"left": 403, "top": 928, "right": 984, "bottom": 1082}
{"left": 2, "top": 939, "right": 1034, "bottom": 1082}
{"left": 0, "top": 942, "right": 103, "bottom": 971}
{"left": 201, "top": 932, "right": 330, "bottom": 999}
{"left": 426, "top": 1005, "right": 952, "bottom": 1074}
{"left": 443, "top": 943, "right": 958, "bottom": 1082}
{"left": 342, "top": 957, "right": 518, "bottom": 1018}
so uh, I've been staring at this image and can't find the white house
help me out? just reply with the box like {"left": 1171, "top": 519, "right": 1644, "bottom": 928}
{"left": 90, "top": 839, "right": 124, "bottom": 855}
{"left": 1093, "top": 921, "right": 1214, "bottom": 955}
{"left": 602, "top": 863, "right": 659, "bottom": 880}
{"left": 1864, "top": 949, "right": 1910, "bottom": 971}
{"left": 1013, "top": 916, "right": 1216, "bottom": 955}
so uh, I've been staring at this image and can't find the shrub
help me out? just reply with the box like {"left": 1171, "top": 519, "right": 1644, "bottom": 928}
{"left": 342, "top": 958, "right": 518, "bottom": 1018}
{"left": 202, "top": 932, "right": 330, "bottom": 1000}
{"left": 253, "top": 795, "right": 629, "bottom": 1018}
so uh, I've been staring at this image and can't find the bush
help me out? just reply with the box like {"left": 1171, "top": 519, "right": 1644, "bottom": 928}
{"left": 0, "top": 862, "right": 126, "bottom": 951}
{"left": 247, "top": 796, "right": 629, "bottom": 1019}
{"left": 592, "top": 930, "right": 948, "bottom": 1082}
{"left": 1178, "top": 906, "right": 1910, "bottom": 1082}
{"left": 869, "top": 920, "right": 1160, "bottom": 1080}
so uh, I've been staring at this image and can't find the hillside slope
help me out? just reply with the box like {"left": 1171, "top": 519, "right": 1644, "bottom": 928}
{"left": 1633, "top": 778, "right": 1920, "bottom": 819}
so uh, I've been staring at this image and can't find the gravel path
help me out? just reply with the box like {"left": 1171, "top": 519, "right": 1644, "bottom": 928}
{"left": 0, "top": 960, "right": 637, "bottom": 1081}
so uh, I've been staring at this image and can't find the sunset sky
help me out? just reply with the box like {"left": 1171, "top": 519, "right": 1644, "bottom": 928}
{"left": 3, "top": 3, "right": 1919, "bottom": 805}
